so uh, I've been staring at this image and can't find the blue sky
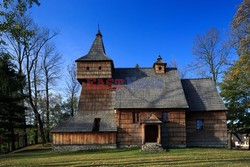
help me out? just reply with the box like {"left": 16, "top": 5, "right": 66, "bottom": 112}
{"left": 31, "top": 0, "right": 241, "bottom": 75}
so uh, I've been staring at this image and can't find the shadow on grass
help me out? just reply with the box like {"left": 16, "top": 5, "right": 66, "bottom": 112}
{"left": 1, "top": 147, "right": 250, "bottom": 167}
{"left": 41, "top": 156, "right": 250, "bottom": 167}
{"left": 15, "top": 148, "right": 51, "bottom": 153}
{"left": 0, "top": 148, "right": 142, "bottom": 160}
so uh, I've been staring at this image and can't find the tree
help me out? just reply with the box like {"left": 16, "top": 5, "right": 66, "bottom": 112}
{"left": 49, "top": 94, "right": 66, "bottom": 126}
{"left": 23, "top": 25, "right": 58, "bottom": 145}
{"left": 0, "top": 1, "right": 40, "bottom": 147}
{"left": 0, "top": 0, "right": 40, "bottom": 15}
{"left": 0, "top": 0, "right": 40, "bottom": 46}
{"left": 169, "top": 58, "right": 188, "bottom": 79}
{"left": 65, "top": 62, "right": 80, "bottom": 117}
{"left": 0, "top": 53, "right": 25, "bottom": 152}
{"left": 32, "top": 57, "right": 41, "bottom": 144}
{"left": 220, "top": 54, "right": 250, "bottom": 149}
{"left": 220, "top": 0, "right": 250, "bottom": 150}
{"left": 41, "top": 43, "right": 62, "bottom": 142}
{"left": 230, "top": 0, "right": 249, "bottom": 57}
{"left": 189, "top": 28, "right": 231, "bottom": 84}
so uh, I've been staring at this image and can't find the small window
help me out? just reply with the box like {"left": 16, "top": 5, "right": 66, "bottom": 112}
{"left": 162, "top": 112, "right": 168, "bottom": 123}
{"left": 86, "top": 67, "right": 90, "bottom": 70}
{"left": 159, "top": 67, "right": 162, "bottom": 70}
{"left": 99, "top": 66, "right": 102, "bottom": 70}
{"left": 133, "top": 112, "right": 139, "bottom": 123}
{"left": 196, "top": 119, "right": 204, "bottom": 130}
{"left": 92, "top": 118, "right": 101, "bottom": 131}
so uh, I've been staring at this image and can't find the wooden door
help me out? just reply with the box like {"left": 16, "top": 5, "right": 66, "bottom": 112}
{"left": 145, "top": 125, "right": 158, "bottom": 142}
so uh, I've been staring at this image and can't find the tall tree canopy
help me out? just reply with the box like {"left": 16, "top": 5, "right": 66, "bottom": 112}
{"left": 0, "top": 52, "right": 25, "bottom": 152}
{"left": 220, "top": 0, "right": 250, "bottom": 149}
{"left": 190, "top": 28, "right": 231, "bottom": 84}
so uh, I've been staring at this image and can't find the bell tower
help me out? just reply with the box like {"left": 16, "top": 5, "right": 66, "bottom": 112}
{"left": 153, "top": 55, "right": 166, "bottom": 74}
{"left": 75, "top": 28, "right": 116, "bottom": 116}
{"left": 75, "top": 28, "right": 114, "bottom": 83}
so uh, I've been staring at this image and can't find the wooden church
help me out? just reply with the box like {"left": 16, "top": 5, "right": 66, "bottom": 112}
{"left": 51, "top": 29, "right": 228, "bottom": 151}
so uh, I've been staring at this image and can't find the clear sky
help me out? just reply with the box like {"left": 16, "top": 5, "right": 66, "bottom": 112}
{"left": 31, "top": 0, "right": 241, "bottom": 74}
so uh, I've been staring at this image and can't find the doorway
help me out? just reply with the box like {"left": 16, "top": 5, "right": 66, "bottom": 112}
{"left": 145, "top": 125, "right": 158, "bottom": 143}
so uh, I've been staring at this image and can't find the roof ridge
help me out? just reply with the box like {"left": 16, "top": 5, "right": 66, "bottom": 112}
{"left": 181, "top": 77, "right": 212, "bottom": 80}
{"left": 114, "top": 67, "right": 177, "bottom": 69}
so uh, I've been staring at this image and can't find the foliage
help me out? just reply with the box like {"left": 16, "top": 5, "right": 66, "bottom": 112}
{"left": 1, "top": 0, "right": 40, "bottom": 15}
{"left": 231, "top": 0, "right": 249, "bottom": 56}
{"left": 0, "top": 0, "right": 40, "bottom": 45}
{"left": 0, "top": 52, "right": 25, "bottom": 152}
{"left": 220, "top": 0, "right": 250, "bottom": 141}
{"left": 135, "top": 64, "right": 140, "bottom": 68}
{"left": 220, "top": 54, "right": 250, "bottom": 134}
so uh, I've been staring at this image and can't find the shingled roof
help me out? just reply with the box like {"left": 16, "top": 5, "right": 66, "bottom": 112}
{"left": 75, "top": 30, "right": 112, "bottom": 62}
{"left": 51, "top": 113, "right": 117, "bottom": 133}
{"left": 113, "top": 68, "right": 189, "bottom": 109}
{"left": 181, "top": 78, "right": 227, "bottom": 111}
{"left": 51, "top": 86, "right": 117, "bottom": 133}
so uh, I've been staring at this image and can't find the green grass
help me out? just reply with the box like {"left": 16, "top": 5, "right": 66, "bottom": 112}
{"left": 0, "top": 145, "right": 250, "bottom": 167}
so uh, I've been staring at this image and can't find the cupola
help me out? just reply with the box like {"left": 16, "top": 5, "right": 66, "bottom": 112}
{"left": 153, "top": 55, "right": 166, "bottom": 74}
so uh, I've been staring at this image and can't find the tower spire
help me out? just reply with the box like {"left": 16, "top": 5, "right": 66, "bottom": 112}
{"left": 96, "top": 24, "right": 102, "bottom": 37}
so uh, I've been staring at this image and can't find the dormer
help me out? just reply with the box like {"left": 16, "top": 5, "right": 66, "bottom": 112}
{"left": 75, "top": 28, "right": 114, "bottom": 83}
{"left": 153, "top": 55, "right": 166, "bottom": 74}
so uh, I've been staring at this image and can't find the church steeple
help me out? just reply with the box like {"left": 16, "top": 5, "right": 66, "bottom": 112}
{"left": 96, "top": 24, "right": 102, "bottom": 37}
{"left": 75, "top": 27, "right": 114, "bottom": 82}
{"left": 76, "top": 27, "right": 111, "bottom": 62}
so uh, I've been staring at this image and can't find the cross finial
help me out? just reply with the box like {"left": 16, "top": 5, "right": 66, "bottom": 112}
{"left": 157, "top": 55, "right": 162, "bottom": 61}
{"left": 96, "top": 24, "right": 102, "bottom": 37}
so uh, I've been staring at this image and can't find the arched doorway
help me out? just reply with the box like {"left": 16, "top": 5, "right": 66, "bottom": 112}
{"left": 145, "top": 125, "right": 158, "bottom": 143}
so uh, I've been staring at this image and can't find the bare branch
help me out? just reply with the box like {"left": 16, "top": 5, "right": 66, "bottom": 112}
{"left": 189, "top": 28, "right": 232, "bottom": 84}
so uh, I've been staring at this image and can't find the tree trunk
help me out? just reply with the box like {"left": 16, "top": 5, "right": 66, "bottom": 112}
{"left": 36, "top": 113, "right": 46, "bottom": 145}
{"left": 45, "top": 79, "right": 50, "bottom": 142}
{"left": 71, "top": 94, "right": 74, "bottom": 117}
{"left": 17, "top": 134, "right": 20, "bottom": 148}
{"left": 34, "top": 117, "right": 38, "bottom": 144}
{"left": 10, "top": 127, "right": 15, "bottom": 151}
{"left": 22, "top": 113, "right": 28, "bottom": 146}
{"left": 19, "top": 66, "right": 28, "bottom": 147}
{"left": 26, "top": 56, "right": 46, "bottom": 145}
{"left": 33, "top": 63, "right": 39, "bottom": 144}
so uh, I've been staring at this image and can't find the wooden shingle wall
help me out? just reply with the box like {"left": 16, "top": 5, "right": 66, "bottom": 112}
{"left": 116, "top": 109, "right": 186, "bottom": 148}
{"left": 186, "top": 111, "right": 227, "bottom": 147}
{"left": 154, "top": 64, "right": 165, "bottom": 74}
{"left": 77, "top": 62, "right": 112, "bottom": 79}
{"left": 161, "top": 110, "right": 186, "bottom": 148}
{"left": 52, "top": 132, "right": 116, "bottom": 145}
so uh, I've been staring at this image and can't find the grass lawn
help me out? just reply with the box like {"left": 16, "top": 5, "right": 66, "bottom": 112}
{"left": 0, "top": 145, "right": 250, "bottom": 167}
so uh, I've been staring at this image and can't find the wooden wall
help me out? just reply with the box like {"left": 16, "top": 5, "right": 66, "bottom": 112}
{"left": 186, "top": 111, "right": 227, "bottom": 147}
{"left": 161, "top": 110, "right": 186, "bottom": 148}
{"left": 154, "top": 64, "right": 165, "bottom": 74}
{"left": 77, "top": 61, "right": 112, "bottom": 79}
{"left": 116, "top": 110, "right": 148, "bottom": 147}
{"left": 52, "top": 132, "right": 116, "bottom": 145}
{"left": 116, "top": 109, "right": 186, "bottom": 148}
